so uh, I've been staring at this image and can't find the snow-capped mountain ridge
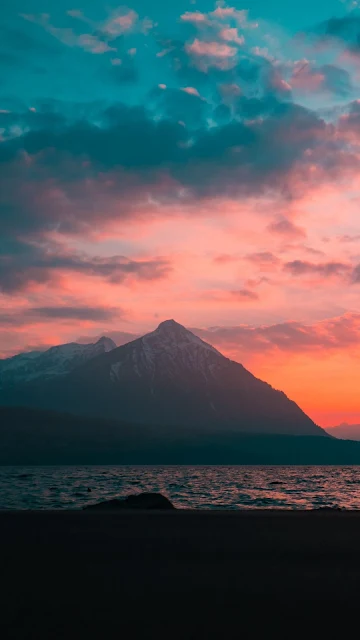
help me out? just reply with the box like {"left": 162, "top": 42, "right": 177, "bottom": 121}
{"left": 0, "top": 336, "right": 116, "bottom": 386}
{"left": 0, "top": 319, "right": 327, "bottom": 437}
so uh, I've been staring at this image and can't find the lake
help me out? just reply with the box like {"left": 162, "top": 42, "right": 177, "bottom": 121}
{"left": 1, "top": 465, "right": 360, "bottom": 509}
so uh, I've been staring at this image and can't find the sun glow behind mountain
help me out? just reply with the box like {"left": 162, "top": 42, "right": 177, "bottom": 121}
{"left": 0, "top": 319, "right": 327, "bottom": 437}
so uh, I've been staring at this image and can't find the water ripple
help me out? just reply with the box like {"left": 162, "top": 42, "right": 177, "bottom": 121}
{"left": 1, "top": 465, "right": 360, "bottom": 510}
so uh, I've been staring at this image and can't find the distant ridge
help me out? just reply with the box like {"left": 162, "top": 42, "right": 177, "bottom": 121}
{"left": 326, "top": 423, "right": 360, "bottom": 440}
{"left": 0, "top": 406, "right": 358, "bottom": 465}
{"left": 0, "top": 319, "right": 327, "bottom": 437}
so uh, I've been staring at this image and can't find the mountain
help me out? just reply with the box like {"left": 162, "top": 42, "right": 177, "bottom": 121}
{"left": 0, "top": 319, "right": 326, "bottom": 437}
{"left": 326, "top": 423, "right": 360, "bottom": 440}
{"left": 0, "top": 336, "right": 116, "bottom": 387}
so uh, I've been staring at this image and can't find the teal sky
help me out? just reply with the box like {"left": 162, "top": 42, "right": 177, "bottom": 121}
{"left": 0, "top": 1, "right": 354, "bottom": 104}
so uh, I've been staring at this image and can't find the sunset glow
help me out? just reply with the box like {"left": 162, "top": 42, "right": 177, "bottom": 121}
{"left": 2, "top": 0, "right": 360, "bottom": 426}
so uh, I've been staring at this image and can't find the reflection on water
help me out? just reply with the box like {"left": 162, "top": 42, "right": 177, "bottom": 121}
{"left": 1, "top": 466, "right": 360, "bottom": 510}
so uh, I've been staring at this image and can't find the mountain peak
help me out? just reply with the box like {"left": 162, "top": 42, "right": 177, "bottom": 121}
{"left": 145, "top": 318, "right": 221, "bottom": 358}
{"left": 157, "top": 319, "right": 184, "bottom": 331}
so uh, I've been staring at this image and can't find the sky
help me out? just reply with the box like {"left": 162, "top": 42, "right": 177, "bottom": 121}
{"left": 2, "top": 0, "right": 360, "bottom": 426}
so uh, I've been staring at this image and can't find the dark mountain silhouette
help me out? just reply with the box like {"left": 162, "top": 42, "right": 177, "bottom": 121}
{"left": 0, "top": 319, "right": 326, "bottom": 437}
{"left": 1, "top": 406, "right": 360, "bottom": 466}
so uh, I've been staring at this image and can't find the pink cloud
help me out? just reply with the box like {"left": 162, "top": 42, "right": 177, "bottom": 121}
{"left": 291, "top": 62, "right": 326, "bottom": 92}
{"left": 284, "top": 260, "right": 351, "bottom": 279}
{"left": 230, "top": 289, "right": 259, "bottom": 301}
{"left": 213, "top": 253, "right": 239, "bottom": 264}
{"left": 78, "top": 34, "right": 115, "bottom": 54}
{"left": 268, "top": 71, "right": 292, "bottom": 94}
{"left": 267, "top": 218, "right": 307, "bottom": 239}
{"left": 246, "top": 252, "right": 281, "bottom": 269}
{"left": 181, "top": 86, "right": 201, "bottom": 97}
{"left": 219, "top": 28, "right": 245, "bottom": 46}
{"left": 199, "top": 289, "right": 259, "bottom": 304}
{"left": 194, "top": 313, "right": 360, "bottom": 355}
{"left": 185, "top": 38, "right": 238, "bottom": 70}
{"left": 21, "top": 13, "right": 116, "bottom": 54}
{"left": 210, "top": 6, "right": 251, "bottom": 26}
{"left": 102, "top": 9, "right": 139, "bottom": 37}
{"left": 251, "top": 46, "right": 275, "bottom": 62}
{"left": 180, "top": 11, "right": 209, "bottom": 25}
{"left": 186, "top": 39, "right": 237, "bottom": 58}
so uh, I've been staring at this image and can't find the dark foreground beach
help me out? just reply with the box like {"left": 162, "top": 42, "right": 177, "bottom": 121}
{"left": 2, "top": 509, "right": 360, "bottom": 637}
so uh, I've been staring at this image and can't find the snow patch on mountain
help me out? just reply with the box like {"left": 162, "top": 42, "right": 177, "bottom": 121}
{"left": 0, "top": 337, "right": 117, "bottom": 386}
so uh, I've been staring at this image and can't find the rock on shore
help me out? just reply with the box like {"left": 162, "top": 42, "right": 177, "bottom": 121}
{"left": 84, "top": 492, "right": 175, "bottom": 510}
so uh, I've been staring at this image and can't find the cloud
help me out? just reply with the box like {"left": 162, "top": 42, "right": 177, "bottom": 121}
{"left": 194, "top": 313, "right": 360, "bottom": 355}
{"left": 0, "top": 312, "right": 25, "bottom": 326}
{"left": 337, "top": 99, "right": 360, "bottom": 137}
{"left": 284, "top": 260, "right": 351, "bottom": 278}
{"left": 230, "top": 289, "right": 259, "bottom": 301}
{"left": 0, "top": 99, "right": 327, "bottom": 226}
{"left": 101, "top": 9, "right": 139, "bottom": 37}
{"left": 291, "top": 61, "right": 352, "bottom": 97}
{"left": 201, "top": 288, "right": 259, "bottom": 303}
{"left": 180, "top": 12, "right": 210, "bottom": 25}
{"left": 246, "top": 252, "right": 281, "bottom": 266}
{"left": 101, "top": 8, "right": 154, "bottom": 38}
{"left": 153, "top": 85, "right": 207, "bottom": 126}
{"left": 77, "top": 34, "right": 115, "bottom": 54}
{"left": 0, "top": 304, "right": 125, "bottom": 340}
{"left": 308, "top": 15, "right": 360, "bottom": 58}
{"left": 185, "top": 38, "right": 238, "bottom": 70}
{"left": 27, "top": 306, "right": 121, "bottom": 321}
{"left": 267, "top": 218, "right": 306, "bottom": 238}
{"left": 1, "top": 95, "right": 360, "bottom": 287}
{"left": 0, "top": 240, "right": 172, "bottom": 293}
{"left": 21, "top": 13, "right": 116, "bottom": 54}
{"left": 339, "top": 234, "right": 360, "bottom": 242}
{"left": 218, "top": 28, "right": 245, "bottom": 46}
{"left": 210, "top": 6, "right": 256, "bottom": 28}
{"left": 351, "top": 264, "right": 360, "bottom": 282}
{"left": 178, "top": 3, "right": 259, "bottom": 74}
{"left": 213, "top": 253, "right": 239, "bottom": 264}
{"left": 181, "top": 86, "right": 201, "bottom": 97}
{"left": 286, "top": 245, "right": 325, "bottom": 257}
{"left": 20, "top": 7, "right": 153, "bottom": 58}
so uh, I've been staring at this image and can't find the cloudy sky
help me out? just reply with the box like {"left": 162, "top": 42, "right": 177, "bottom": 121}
{"left": 2, "top": 0, "right": 360, "bottom": 425}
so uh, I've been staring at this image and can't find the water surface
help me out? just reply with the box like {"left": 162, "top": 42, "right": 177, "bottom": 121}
{"left": 1, "top": 466, "right": 360, "bottom": 510}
